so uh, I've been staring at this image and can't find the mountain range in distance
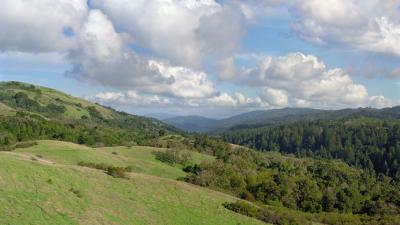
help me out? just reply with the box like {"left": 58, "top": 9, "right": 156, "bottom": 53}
{"left": 162, "top": 106, "right": 400, "bottom": 133}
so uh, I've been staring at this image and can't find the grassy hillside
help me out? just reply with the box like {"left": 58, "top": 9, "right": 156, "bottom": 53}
{"left": 0, "top": 140, "right": 263, "bottom": 225}
{"left": 15, "top": 140, "right": 213, "bottom": 179}
{"left": 0, "top": 81, "right": 178, "bottom": 147}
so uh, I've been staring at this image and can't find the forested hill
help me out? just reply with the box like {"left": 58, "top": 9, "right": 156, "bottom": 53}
{"left": 163, "top": 116, "right": 219, "bottom": 132}
{"left": 223, "top": 117, "right": 400, "bottom": 180}
{"left": 0, "top": 81, "right": 178, "bottom": 147}
{"left": 164, "top": 107, "right": 400, "bottom": 133}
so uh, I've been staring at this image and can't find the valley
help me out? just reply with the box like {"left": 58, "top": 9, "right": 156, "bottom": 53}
{"left": 0, "top": 82, "right": 399, "bottom": 225}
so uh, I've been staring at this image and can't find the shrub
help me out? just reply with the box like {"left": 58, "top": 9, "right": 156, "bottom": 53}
{"left": 223, "top": 201, "right": 258, "bottom": 217}
{"left": 106, "top": 166, "right": 129, "bottom": 178}
{"left": 0, "top": 141, "right": 38, "bottom": 151}
{"left": 77, "top": 161, "right": 131, "bottom": 179}
{"left": 14, "top": 141, "right": 38, "bottom": 149}
{"left": 153, "top": 149, "right": 192, "bottom": 166}
{"left": 223, "top": 201, "right": 312, "bottom": 225}
{"left": 69, "top": 188, "right": 83, "bottom": 198}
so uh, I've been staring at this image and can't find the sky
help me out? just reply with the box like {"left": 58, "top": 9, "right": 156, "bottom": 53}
{"left": 0, "top": 0, "right": 399, "bottom": 118}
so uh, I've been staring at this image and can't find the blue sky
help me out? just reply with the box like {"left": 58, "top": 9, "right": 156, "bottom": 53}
{"left": 0, "top": 0, "right": 399, "bottom": 118}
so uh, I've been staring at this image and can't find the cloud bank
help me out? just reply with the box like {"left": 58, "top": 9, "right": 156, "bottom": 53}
{"left": 0, "top": 0, "right": 397, "bottom": 115}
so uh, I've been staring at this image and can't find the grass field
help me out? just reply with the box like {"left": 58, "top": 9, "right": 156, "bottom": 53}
{"left": 0, "top": 141, "right": 264, "bottom": 225}
{"left": 15, "top": 140, "right": 214, "bottom": 179}
{"left": 0, "top": 102, "right": 15, "bottom": 115}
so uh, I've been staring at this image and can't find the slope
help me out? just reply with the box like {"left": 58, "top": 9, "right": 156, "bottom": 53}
{"left": 0, "top": 140, "right": 263, "bottom": 225}
{"left": 0, "top": 81, "right": 178, "bottom": 147}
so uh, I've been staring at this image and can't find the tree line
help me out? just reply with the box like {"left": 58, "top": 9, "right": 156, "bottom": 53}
{"left": 223, "top": 117, "right": 400, "bottom": 180}
{"left": 184, "top": 141, "right": 400, "bottom": 222}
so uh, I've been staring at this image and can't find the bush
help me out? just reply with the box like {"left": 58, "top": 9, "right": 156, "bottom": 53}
{"left": 69, "top": 188, "right": 83, "bottom": 198}
{"left": 77, "top": 161, "right": 132, "bottom": 179}
{"left": 223, "top": 201, "right": 312, "bottom": 225}
{"left": 153, "top": 149, "right": 192, "bottom": 166}
{"left": 0, "top": 141, "right": 38, "bottom": 151}
{"left": 223, "top": 201, "right": 258, "bottom": 217}
{"left": 106, "top": 166, "right": 131, "bottom": 178}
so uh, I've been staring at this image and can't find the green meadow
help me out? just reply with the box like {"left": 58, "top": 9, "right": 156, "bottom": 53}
{"left": 0, "top": 141, "right": 264, "bottom": 225}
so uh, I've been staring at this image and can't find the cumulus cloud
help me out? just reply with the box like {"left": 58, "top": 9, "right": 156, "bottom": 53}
{"left": 0, "top": 0, "right": 396, "bottom": 114}
{"left": 90, "top": 0, "right": 246, "bottom": 67}
{"left": 88, "top": 91, "right": 172, "bottom": 106}
{"left": 262, "top": 87, "right": 288, "bottom": 107}
{"left": 289, "top": 0, "right": 400, "bottom": 56}
{"left": 0, "top": 0, "right": 88, "bottom": 52}
{"left": 207, "top": 92, "right": 267, "bottom": 108}
{"left": 66, "top": 10, "right": 215, "bottom": 99}
{"left": 218, "top": 52, "right": 386, "bottom": 108}
{"left": 89, "top": 90, "right": 268, "bottom": 111}
{"left": 368, "top": 95, "right": 396, "bottom": 109}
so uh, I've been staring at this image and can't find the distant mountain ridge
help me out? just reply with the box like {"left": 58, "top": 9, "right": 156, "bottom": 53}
{"left": 163, "top": 115, "right": 219, "bottom": 133}
{"left": 163, "top": 107, "right": 400, "bottom": 133}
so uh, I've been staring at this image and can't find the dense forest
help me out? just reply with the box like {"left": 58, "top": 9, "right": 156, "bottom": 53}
{"left": 224, "top": 117, "right": 400, "bottom": 180}
{"left": 164, "top": 106, "right": 400, "bottom": 133}
{"left": 185, "top": 137, "right": 400, "bottom": 224}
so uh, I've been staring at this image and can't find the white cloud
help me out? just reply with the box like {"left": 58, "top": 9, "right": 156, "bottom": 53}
{"left": 368, "top": 95, "right": 396, "bottom": 109}
{"left": 289, "top": 0, "right": 400, "bottom": 56}
{"left": 0, "top": 0, "right": 88, "bottom": 52}
{"left": 88, "top": 91, "right": 172, "bottom": 106}
{"left": 262, "top": 87, "right": 288, "bottom": 107}
{"left": 88, "top": 90, "right": 268, "bottom": 111}
{"left": 147, "top": 61, "right": 214, "bottom": 99}
{"left": 207, "top": 92, "right": 268, "bottom": 108}
{"left": 66, "top": 10, "right": 215, "bottom": 99}
{"left": 90, "top": 0, "right": 246, "bottom": 67}
{"left": 0, "top": 0, "right": 396, "bottom": 116}
{"left": 218, "top": 52, "right": 377, "bottom": 108}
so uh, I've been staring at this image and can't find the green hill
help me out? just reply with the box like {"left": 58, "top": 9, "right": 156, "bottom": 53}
{"left": 0, "top": 81, "right": 178, "bottom": 148}
{"left": 163, "top": 116, "right": 219, "bottom": 133}
{"left": 163, "top": 107, "right": 400, "bottom": 133}
{"left": 2, "top": 82, "right": 400, "bottom": 224}
{"left": 0, "top": 140, "right": 264, "bottom": 225}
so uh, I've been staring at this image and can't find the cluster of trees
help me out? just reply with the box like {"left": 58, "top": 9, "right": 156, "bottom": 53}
{"left": 184, "top": 145, "right": 400, "bottom": 217}
{"left": 0, "top": 91, "right": 67, "bottom": 117}
{"left": 0, "top": 111, "right": 168, "bottom": 148}
{"left": 223, "top": 200, "right": 400, "bottom": 225}
{"left": 153, "top": 149, "right": 192, "bottom": 166}
{"left": 224, "top": 118, "right": 400, "bottom": 179}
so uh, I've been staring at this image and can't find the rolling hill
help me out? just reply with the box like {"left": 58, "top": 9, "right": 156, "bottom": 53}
{"left": 0, "top": 81, "right": 178, "bottom": 148}
{"left": 0, "top": 140, "right": 264, "bottom": 225}
{"left": 163, "top": 107, "right": 400, "bottom": 133}
{"left": 1, "top": 81, "right": 400, "bottom": 224}
{"left": 163, "top": 116, "right": 219, "bottom": 133}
